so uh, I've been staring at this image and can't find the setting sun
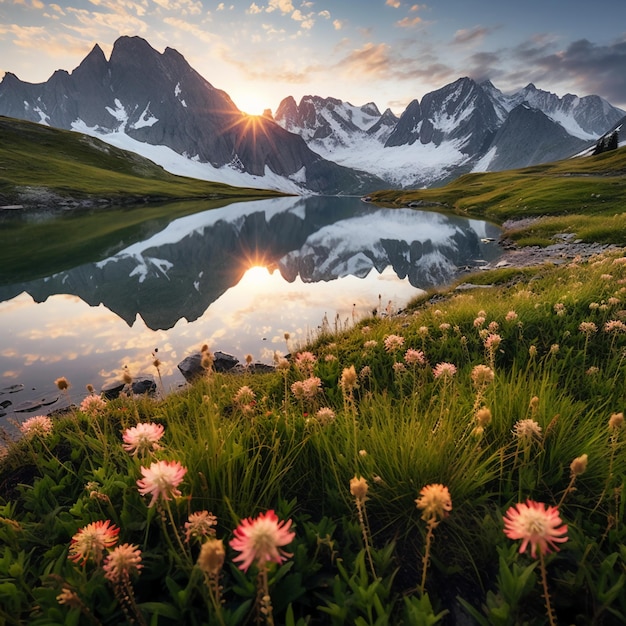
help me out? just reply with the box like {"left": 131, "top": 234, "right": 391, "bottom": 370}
{"left": 244, "top": 265, "right": 272, "bottom": 279}
{"left": 234, "top": 94, "right": 271, "bottom": 117}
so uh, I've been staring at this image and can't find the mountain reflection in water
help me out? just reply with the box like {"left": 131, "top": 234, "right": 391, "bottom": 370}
{"left": 0, "top": 195, "right": 501, "bottom": 424}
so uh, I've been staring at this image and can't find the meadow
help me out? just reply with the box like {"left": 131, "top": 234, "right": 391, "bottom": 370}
{"left": 1, "top": 246, "right": 625, "bottom": 625}
{"left": 2, "top": 121, "right": 626, "bottom": 624}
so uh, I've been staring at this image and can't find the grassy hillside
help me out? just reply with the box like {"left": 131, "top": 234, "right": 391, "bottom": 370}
{"left": 0, "top": 116, "right": 284, "bottom": 206}
{"left": 369, "top": 147, "right": 626, "bottom": 246}
{"left": 1, "top": 248, "right": 625, "bottom": 624}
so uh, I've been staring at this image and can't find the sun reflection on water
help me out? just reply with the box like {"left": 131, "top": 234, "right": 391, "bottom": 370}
{"left": 0, "top": 266, "right": 420, "bottom": 423}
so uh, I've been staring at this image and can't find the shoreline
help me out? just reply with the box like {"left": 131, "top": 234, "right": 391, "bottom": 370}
{"left": 479, "top": 218, "right": 623, "bottom": 270}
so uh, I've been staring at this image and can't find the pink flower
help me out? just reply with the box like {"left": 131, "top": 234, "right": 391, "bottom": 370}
{"left": 137, "top": 460, "right": 187, "bottom": 507}
{"left": 484, "top": 333, "right": 502, "bottom": 351}
{"left": 185, "top": 510, "right": 218, "bottom": 543}
{"left": 19, "top": 415, "right": 53, "bottom": 438}
{"left": 69, "top": 520, "right": 120, "bottom": 566}
{"left": 315, "top": 407, "right": 336, "bottom": 425}
{"left": 234, "top": 385, "right": 256, "bottom": 406}
{"left": 415, "top": 484, "right": 452, "bottom": 522}
{"left": 432, "top": 362, "right": 457, "bottom": 379}
{"left": 503, "top": 500, "right": 568, "bottom": 558}
{"left": 302, "top": 376, "right": 322, "bottom": 399}
{"left": 79, "top": 395, "right": 107, "bottom": 415}
{"left": 295, "top": 351, "right": 317, "bottom": 374}
{"left": 404, "top": 348, "right": 426, "bottom": 366}
{"left": 229, "top": 510, "right": 295, "bottom": 572}
{"left": 103, "top": 543, "right": 143, "bottom": 583}
{"left": 122, "top": 422, "right": 164, "bottom": 456}
{"left": 383, "top": 334, "right": 405, "bottom": 352}
{"left": 604, "top": 320, "right": 626, "bottom": 334}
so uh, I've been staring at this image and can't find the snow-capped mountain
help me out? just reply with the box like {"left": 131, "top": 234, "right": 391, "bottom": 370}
{"left": 1, "top": 35, "right": 623, "bottom": 193}
{"left": 274, "top": 95, "right": 398, "bottom": 149}
{"left": 274, "top": 78, "right": 625, "bottom": 188}
{"left": 0, "top": 36, "right": 386, "bottom": 196}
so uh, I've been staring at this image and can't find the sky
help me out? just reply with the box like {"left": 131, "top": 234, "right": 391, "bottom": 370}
{"left": 1, "top": 0, "right": 625, "bottom": 116}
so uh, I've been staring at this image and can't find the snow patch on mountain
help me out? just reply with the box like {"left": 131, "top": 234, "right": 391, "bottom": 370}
{"left": 312, "top": 135, "right": 470, "bottom": 187}
{"left": 71, "top": 119, "right": 311, "bottom": 194}
{"left": 132, "top": 103, "right": 158, "bottom": 129}
{"left": 472, "top": 146, "right": 498, "bottom": 172}
{"left": 105, "top": 99, "right": 128, "bottom": 126}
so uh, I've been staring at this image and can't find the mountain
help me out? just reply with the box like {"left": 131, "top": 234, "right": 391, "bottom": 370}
{"left": 275, "top": 78, "right": 625, "bottom": 188}
{"left": 1, "top": 36, "right": 623, "bottom": 193}
{"left": 0, "top": 36, "right": 386, "bottom": 196}
{"left": 274, "top": 95, "right": 398, "bottom": 149}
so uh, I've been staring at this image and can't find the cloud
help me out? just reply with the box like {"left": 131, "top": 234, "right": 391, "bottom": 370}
{"left": 65, "top": 6, "right": 148, "bottom": 35}
{"left": 89, "top": 0, "right": 150, "bottom": 17}
{"left": 163, "top": 17, "right": 216, "bottom": 43}
{"left": 48, "top": 3, "right": 66, "bottom": 15}
{"left": 1, "top": 24, "right": 101, "bottom": 61}
{"left": 266, "top": 0, "right": 294, "bottom": 14}
{"left": 396, "top": 16, "right": 421, "bottom": 28}
{"left": 247, "top": 2, "right": 262, "bottom": 14}
{"left": 217, "top": 42, "right": 318, "bottom": 84}
{"left": 333, "top": 19, "right": 343, "bottom": 30}
{"left": 386, "top": 0, "right": 401, "bottom": 7}
{"left": 531, "top": 38, "right": 626, "bottom": 105}
{"left": 452, "top": 25, "right": 499, "bottom": 46}
{"left": 465, "top": 51, "right": 503, "bottom": 84}
{"left": 318, "top": 10, "right": 330, "bottom": 19}
{"left": 171, "top": 0, "right": 205, "bottom": 15}
{"left": 334, "top": 41, "right": 454, "bottom": 86}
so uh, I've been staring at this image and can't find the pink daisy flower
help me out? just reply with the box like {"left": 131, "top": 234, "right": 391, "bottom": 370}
{"left": 229, "top": 510, "right": 295, "bottom": 572}
{"left": 295, "top": 351, "right": 317, "bottom": 374}
{"left": 19, "top": 415, "right": 53, "bottom": 438}
{"left": 383, "top": 334, "right": 405, "bottom": 352}
{"left": 68, "top": 520, "right": 120, "bottom": 566}
{"left": 404, "top": 348, "right": 426, "bottom": 366}
{"left": 432, "top": 362, "right": 457, "bottom": 379}
{"left": 103, "top": 543, "right": 143, "bottom": 583}
{"left": 79, "top": 395, "right": 107, "bottom": 415}
{"left": 122, "top": 422, "right": 165, "bottom": 456}
{"left": 503, "top": 500, "right": 568, "bottom": 558}
{"left": 137, "top": 460, "right": 187, "bottom": 507}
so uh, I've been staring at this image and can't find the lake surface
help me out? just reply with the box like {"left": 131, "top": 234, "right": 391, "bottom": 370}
{"left": 0, "top": 195, "right": 501, "bottom": 426}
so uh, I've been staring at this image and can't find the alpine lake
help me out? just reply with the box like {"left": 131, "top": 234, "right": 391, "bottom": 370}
{"left": 0, "top": 195, "right": 502, "bottom": 427}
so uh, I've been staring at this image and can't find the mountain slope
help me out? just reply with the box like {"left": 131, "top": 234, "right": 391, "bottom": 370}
{"left": 368, "top": 146, "right": 626, "bottom": 245}
{"left": 0, "top": 115, "right": 284, "bottom": 209}
{"left": 0, "top": 37, "right": 386, "bottom": 196}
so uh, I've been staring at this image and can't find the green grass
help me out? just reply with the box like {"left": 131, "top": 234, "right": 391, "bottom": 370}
{"left": 0, "top": 115, "right": 284, "bottom": 205}
{"left": 1, "top": 250, "right": 625, "bottom": 625}
{"left": 369, "top": 147, "right": 626, "bottom": 245}
{"left": 1, "top": 114, "right": 626, "bottom": 624}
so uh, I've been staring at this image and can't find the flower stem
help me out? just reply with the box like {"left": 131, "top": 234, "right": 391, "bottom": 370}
{"left": 556, "top": 475, "right": 576, "bottom": 509}
{"left": 257, "top": 565, "right": 275, "bottom": 626}
{"left": 419, "top": 518, "right": 437, "bottom": 595}
{"left": 164, "top": 501, "right": 191, "bottom": 564}
{"left": 539, "top": 552, "right": 557, "bottom": 626}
